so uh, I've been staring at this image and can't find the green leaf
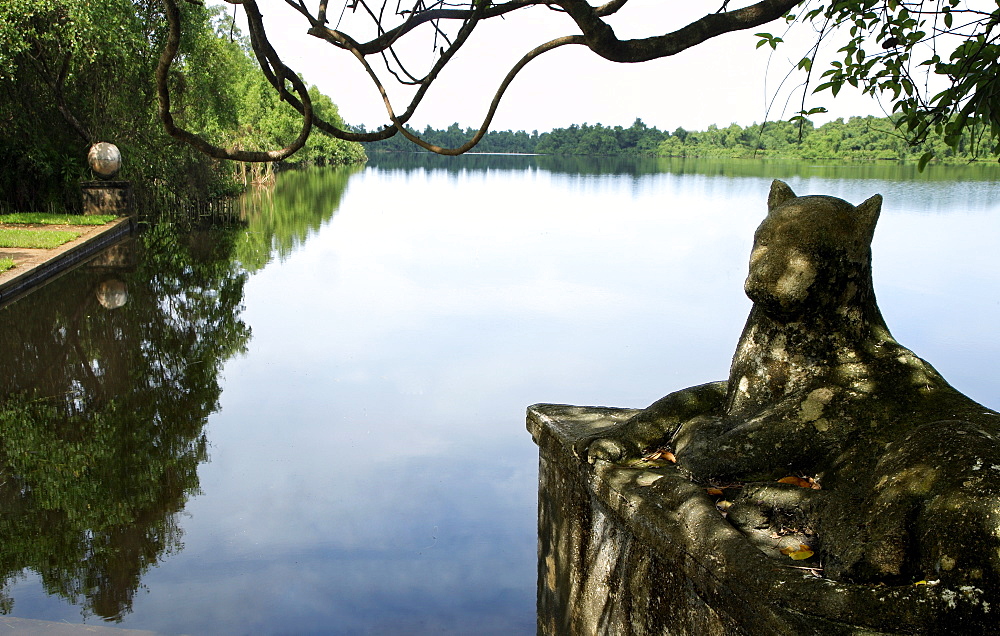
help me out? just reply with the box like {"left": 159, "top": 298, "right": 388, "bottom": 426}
{"left": 917, "top": 151, "right": 933, "bottom": 171}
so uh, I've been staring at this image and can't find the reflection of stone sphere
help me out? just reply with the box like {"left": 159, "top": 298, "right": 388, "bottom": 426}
{"left": 96, "top": 279, "right": 128, "bottom": 309}
{"left": 88, "top": 142, "right": 122, "bottom": 179}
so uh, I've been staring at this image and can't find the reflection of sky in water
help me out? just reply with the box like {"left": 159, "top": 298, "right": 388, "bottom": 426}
{"left": 8, "top": 159, "right": 1000, "bottom": 633}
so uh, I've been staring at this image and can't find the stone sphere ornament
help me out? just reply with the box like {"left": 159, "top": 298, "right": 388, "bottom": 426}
{"left": 87, "top": 142, "right": 122, "bottom": 179}
{"left": 96, "top": 279, "right": 128, "bottom": 309}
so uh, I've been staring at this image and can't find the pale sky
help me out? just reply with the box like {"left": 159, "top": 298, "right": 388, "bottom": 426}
{"left": 232, "top": 1, "right": 888, "bottom": 134}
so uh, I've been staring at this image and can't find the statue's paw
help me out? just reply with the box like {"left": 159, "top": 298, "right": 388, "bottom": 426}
{"left": 670, "top": 414, "right": 734, "bottom": 477}
{"left": 834, "top": 488, "right": 1000, "bottom": 589}
{"left": 579, "top": 435, "right": 631, "bottom": 464}
{"left": 827, "top": 420, "right": 1000, "bottom": 586}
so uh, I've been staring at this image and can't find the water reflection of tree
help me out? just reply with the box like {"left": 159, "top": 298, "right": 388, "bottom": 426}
{"left": 235, "top": 164, "right": 359, "bottom": 272}
{"left": 0, "top": 224, "right": 251, "bottom": 621}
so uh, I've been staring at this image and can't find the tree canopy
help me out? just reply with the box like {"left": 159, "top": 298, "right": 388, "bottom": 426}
{"left": 759, "top": 0, "right": 1000, "bottom": 167}
{"left": 0, "top": 0, "right": 363, "bottom": 211}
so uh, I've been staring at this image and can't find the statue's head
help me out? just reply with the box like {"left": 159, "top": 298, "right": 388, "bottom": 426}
{"left": 744, "top": 180, "right": 882, "bottom": 318}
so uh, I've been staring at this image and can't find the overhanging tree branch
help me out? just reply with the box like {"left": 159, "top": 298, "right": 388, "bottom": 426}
{"left": 157, "top": 0, "right": 313, "bottom": 161}
{"left": 557, "top": 0, "right": 802, "bottom": 62}
{"left": 160, "top": 0, "right": 808, "bottom": 158}
{"left": 393, "top": 36, "right": 585, "bottom": 154}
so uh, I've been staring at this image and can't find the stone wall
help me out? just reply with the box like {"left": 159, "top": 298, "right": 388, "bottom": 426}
{"left": 528, "top": 404, "right": 969, "bottom": 635}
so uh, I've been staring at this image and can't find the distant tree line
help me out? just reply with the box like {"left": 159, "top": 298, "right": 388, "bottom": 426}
{"left": 364, "top": 116, "right": 996, "bottom": 163}
{"left": 362, "top": 118, "right": 666, "bottom": 155}
{"left": 656, "top": 116, "right": 984, "bottom": 162}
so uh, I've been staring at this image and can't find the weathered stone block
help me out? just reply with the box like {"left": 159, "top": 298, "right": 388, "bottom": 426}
{"left": 529, "top": 403, "right": 987, "bottom": 635}
{"left": 81, "top": 181, "right": 131, "bottom": 216}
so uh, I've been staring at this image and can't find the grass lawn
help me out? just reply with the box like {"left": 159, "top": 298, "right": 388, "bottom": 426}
{"left": 0, "top": 228, "right": 81, "bottom": 249}
{"left": 0, "top": 257, "right": 13, "bottom": 273}
{"left": 0, "top": 212, "right": 116, "bottom": 225}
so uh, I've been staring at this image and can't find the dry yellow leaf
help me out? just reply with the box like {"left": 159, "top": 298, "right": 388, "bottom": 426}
{"left": 789, "top": 547, "right": 814, "bottom": 560}
{"left": 779, "top": 543, "right": 814, "bottom": 560}
{"left": 778, "top": 476, "right": 812, "bottom": 488}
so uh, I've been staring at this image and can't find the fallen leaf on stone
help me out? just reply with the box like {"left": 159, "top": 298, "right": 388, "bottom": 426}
{"left": 706, "top": 487, "right": 724, "bottom": 496}
{"left": 779, "top": 544, "right": 814, "bottom": 560}
{"left": 643, "top": 448, "right": 676, "bottom": 463}
{"left": 778, "top": 476, "right": 816, "bottom": 489}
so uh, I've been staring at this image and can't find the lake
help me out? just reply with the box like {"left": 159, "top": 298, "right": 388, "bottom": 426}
{"left": 1, "top": 154, "right": 999, "bottom": 634}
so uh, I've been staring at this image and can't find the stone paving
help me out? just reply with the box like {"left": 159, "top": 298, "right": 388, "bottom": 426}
{"left": 0, "top": 218, "right": 135, "bottom": 306}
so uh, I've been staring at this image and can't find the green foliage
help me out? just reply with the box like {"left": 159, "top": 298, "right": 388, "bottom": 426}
{"left": 791, "top": 0, "right": 1000, "bottom": 162}
{"left": 0, "top": 0, "right": 161, "bottom": 210}
{"left": 755, "top": 32, "right": 785, "bottom": 50}
{"left": 174, "top": 11, "right": 366, "bottom": 182}
{"left": 364, "top": 114, "right": 982, "bottom": 164}
{"left": 363, "top": 122, "right": 542, "bottom": 154}
{"left": 366, "top": 118, "right": 666, "bottom": 156}
{"left": 0, "top": 228, "right": 80, "bottom": 249}
{"left": 535, "top": 120, "right": 666, "bottom": 155}
{"left": 0, "top": 257, "right": 13, "bottom": 272}
{"left": 653, "top": 115, "right": 975, "bottom": 163}
{"left": 0, "top": 1, "right": 363, "bottom": 212}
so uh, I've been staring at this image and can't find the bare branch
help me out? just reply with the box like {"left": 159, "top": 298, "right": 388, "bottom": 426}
{"left": 52, "top": 52, "right": 92, "bottom": 144}
{"left": 593, "top": 0, "right": 629, "bottom": 16}
{"left": 395, "top": 35, "right": 584, "bottom": 154}
{"left": 302, "top": 0, "right": 493, "bottom": 143}
{"left": 243, "top": 1, "right": 404, "bottom": 143}
{"left": 31, "top": 50, "right": 93, "bottom": 144}
{"left": 314, "top": 1, "right": 538, "bottom": 54}
{"left": 556, "top": 0, "right": 803, "bottom": 63}
{"left": 171, "top": 0, "right": 806, "bottom": 159}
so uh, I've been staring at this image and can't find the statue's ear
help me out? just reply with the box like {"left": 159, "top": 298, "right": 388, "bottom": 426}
{"left": 856, "top": 193, "right": 882, "bottom": 244}
{"left": 768, "top": 180, "right": 796, "bottom": 213}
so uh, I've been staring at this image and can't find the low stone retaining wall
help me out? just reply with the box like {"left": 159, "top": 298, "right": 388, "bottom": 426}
{"left": 0, "top": 218, "right": 135, "bottom": 307}
{"left": 528, "top": 404, "right": 984, "bottom": 635}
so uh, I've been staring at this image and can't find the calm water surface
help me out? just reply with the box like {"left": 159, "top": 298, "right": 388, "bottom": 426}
{"left": 1, "top": 155, "right": 999, "bottom": 634}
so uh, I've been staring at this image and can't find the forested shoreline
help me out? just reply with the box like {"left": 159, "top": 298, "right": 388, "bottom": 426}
{"left": 363, "top": 116, "right": 997, "bottom": 163}
{"left": 3, "top": 2, "right": 994, "bottom": 215}
{"left": 0, "top": 1, "right": 365, "bottom": 213}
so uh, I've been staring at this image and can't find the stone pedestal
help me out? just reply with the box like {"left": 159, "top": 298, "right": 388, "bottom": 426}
{"left": 87, "top": 238, "right": 137, "bottom": 270}
{"left": 527, "top": 404, "right": 978, "bottom": 635}
{"left": 81, "top": 180, "right": 131, "bottom": 216}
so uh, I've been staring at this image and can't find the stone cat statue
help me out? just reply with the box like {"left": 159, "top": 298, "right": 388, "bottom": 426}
{"left": 585, "top": 180, "right": 1000, "bottom": 596}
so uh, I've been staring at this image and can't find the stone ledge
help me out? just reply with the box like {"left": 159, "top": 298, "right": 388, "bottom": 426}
{"left": 528, "top": 403, "right": 981, "bottom": 635}
{"left": 0, "top": 218, "right": 135, "bottom": 307}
